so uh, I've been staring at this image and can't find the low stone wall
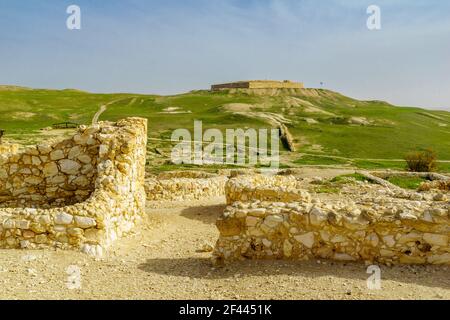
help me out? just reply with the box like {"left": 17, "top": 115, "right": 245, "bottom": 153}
{"left": 371, "top": 171, "right": 450, "bottom": 182}
{"left": 0, "top": 118, "right": 147, "bottom": 256}
{"left": 146, "top": 171, "right": 227, "bottom": 201}
{"left": 225, "top": 175, "right": 310, "bottom": 205}
{"left": 214, "top": 175, "right": 450, "bottom": 265}
{"left": 419, "top": 180, "right": 450, "bottom": 192}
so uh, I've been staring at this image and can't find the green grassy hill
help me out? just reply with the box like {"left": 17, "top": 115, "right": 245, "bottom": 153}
{"left": 1, "top": 86, "right": 449, "bottom": 172}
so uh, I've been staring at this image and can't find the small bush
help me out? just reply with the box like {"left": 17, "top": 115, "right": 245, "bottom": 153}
{"left": 404, "top": 149, "right": 437, "bottom": 172}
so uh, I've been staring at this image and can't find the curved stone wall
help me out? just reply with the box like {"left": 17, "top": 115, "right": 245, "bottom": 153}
{"left": 0, "top": 132, "right": 100, "bottom": 208}
{"left": 0, "top": 118, "right": 147, "bottom": 256}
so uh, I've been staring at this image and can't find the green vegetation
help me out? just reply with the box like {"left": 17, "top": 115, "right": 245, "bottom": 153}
{"left": 387, "top": 176, "right": 428, "bottom": 190}
{"left": 293, "top": 155, "right": 350, "bottom": 166}
{"left": 314, "top": 186, "right": 340, "bottom": 194}
{"left": 1, "top": 86, "right": 450, "bottom": 172}
{"left": 331, "top": 173, "right": 368, "bottom": 183}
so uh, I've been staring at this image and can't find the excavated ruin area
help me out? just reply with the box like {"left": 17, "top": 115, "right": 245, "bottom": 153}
{"left": 215, "top": 174, "right": 450, "bottom": 265}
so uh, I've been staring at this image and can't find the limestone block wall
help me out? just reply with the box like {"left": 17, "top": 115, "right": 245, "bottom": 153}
{"left": 211, "top": 80, "right": 304, "bottom": 91}
{"left": 146, "top": 171, "right": 227, "bottom": 201}
{"left": 0, "top": 117, "right": 147, "bottom": 256}
{"left": 247, "top": 80, "right": 304, "bottom": 90}
{"left": 214, "top": 175, "right": 450, "bottom": 265}
{"left": 225, "top": 175, "right": 311, "bottom": 205}
{"left": 0, "top": 132, "right": 101, "bottom": 208}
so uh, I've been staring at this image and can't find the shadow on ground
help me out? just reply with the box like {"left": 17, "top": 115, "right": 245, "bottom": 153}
{"left": 180, "top": 204, "right": 226, "bottom": 225}
{"left": 138, "top": 257, "right": 450, "bottom": 290}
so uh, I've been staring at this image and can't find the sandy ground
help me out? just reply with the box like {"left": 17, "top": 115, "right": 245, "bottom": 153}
{"left": 0, "top": 196, "right": 449, "bottom": 300}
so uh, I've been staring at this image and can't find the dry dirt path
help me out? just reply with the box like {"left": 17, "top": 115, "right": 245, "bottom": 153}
{"left": 0, "top": 197, "right": 448, "bottom": 300}
{"left": 92, "top": 98, "right": 132, "bottom": 125}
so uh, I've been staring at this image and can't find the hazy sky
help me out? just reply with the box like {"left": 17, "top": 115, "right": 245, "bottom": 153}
{"left": 1, "top": 0, "right": 449, "bottom": 110}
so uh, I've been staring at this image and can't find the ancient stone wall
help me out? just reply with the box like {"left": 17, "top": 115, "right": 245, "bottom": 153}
{"left": 214, "top": 175, "right": 450, "bottom": 265}
{"left": 0, "top": 118, "right": 147, "bottom": 256}
{"left": 0, "top": 144, "right": 19, "bottom": 156}
{"left": 0, "top": 132, "right": 101, "bottom": 208}
{"left": 225, "top": 175, "right": 310, "bottom": 204}
{"left": 146, "top": 171, "right": 227, "bottom": 201}
{"left": 248, "top": 80, "right": 304, "bottom": 90}
{"left": 211, "top": 80, "right": 304, "bottom": 91}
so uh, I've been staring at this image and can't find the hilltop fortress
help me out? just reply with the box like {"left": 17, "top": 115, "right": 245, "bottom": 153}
{"left": 211, "top": 80, "right": 304, "bottom": 91}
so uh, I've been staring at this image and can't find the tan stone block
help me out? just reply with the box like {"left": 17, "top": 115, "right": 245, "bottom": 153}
{"left": 398, "top": 232, "right": 422, "bottom": 244}
{"left": 399, "top": 255, "right": 426, "bottom": 264}
{"left": 78, "top": 154, "right": 92, "bottom": 164}
{"left": 67, "top": 228, "right": 83, "bottom": 237}
{"left": 31, "top": 156, "right": 41, "bottom": 166}
{"left": 68, "top": 146, "right": 82, "bottom": 159}
{"left": 283, "top": 240, "right": 293, "bottom": 257}
{"left": 22, "top": 230, "right": 35, "bottom": 239}
{"left": 24, "top": 176, "right": 43, "bottom": 185}
{"left": 55, "top": 213, "right": 73, "bottom": 225}
{"left": 294, "top": 232, "right": 315, "bottom": 249}
{"left": 74, "top": 216, "right": 97, "bottom": 228}
{"left": 59, "top": 159, "right": 81, "bottom": 175}
{"left": 22, "top": 155, "right": 32, "bottom": 165}
{"left": 245, "top": 216, "right": 260, "bottom": 227}
{"left": 423, "top": 233, "right": 448, "bottom": 246}
{"left": 216, "top": 218, "right": 242, "bottom": 237}
{"left": 35, "top": 234, "right": 48, "bottom": 244}
{"left": 37, "top": 144, "right": 52, "bottom": 154}
{"left": 16, "top": 220, "right": 30, "bottom": 229}
{"left": 427, "top": 253, "right": 450, "bottom": 265}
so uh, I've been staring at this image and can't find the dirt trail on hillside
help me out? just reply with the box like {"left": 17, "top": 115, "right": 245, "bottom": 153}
{"left": 0, "top": 196, "right": 448, "bottom": 300}
{"left": 92, "top": 98, "right": 132, "bottom": 125}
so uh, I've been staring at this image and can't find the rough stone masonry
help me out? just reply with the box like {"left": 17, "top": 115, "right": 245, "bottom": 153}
{"left": 0, "top": 117, "right": 147, "bottom": 257}
{"left": 214, "top": 175, "right": 450, "bottom": 265}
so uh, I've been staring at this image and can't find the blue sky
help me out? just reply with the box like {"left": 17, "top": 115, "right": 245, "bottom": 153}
{"left": 1, "top": 0, "right": 449, "bottom": 109}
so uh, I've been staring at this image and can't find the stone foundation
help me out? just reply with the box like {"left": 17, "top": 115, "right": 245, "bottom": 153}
{"left": 0, "top": 118, "right": 147, "bottom": 256}
{"left": 214, "top": 175, "right": 450, "bottom": 265}
{"left": 0, "top": 144, "right": 19, "bottom": 155}
{"left": 225, "top": 174, "right": 310, "bottom": 205}
{"left": 146, "top": 171, "right": 227, "bottom": 201}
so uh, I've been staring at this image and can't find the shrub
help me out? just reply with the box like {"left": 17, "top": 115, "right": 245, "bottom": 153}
{"left": 404, "top": 149, "right": 437, "bottom": 172}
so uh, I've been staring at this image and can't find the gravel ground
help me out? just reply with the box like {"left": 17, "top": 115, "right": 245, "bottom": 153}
{"left": 0, "top": 197, "right": 448, "bottom": 300}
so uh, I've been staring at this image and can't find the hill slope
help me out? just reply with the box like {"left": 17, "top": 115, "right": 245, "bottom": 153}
{"left": 1, "top": 86, "right": 449, "bottom": 171}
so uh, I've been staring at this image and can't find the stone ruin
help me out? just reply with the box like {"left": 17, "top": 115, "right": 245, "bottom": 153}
{"left": 211, "top": 80, "right": 304, "bottom": 91}
{"left": 214, "top": 174, "right": 450, "bottom": 265}
{"left": 1, "top": 120, "right": 449, "bottom": 266}
{"left": 0, "top": 117, "right": 147, "bottom": 257}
